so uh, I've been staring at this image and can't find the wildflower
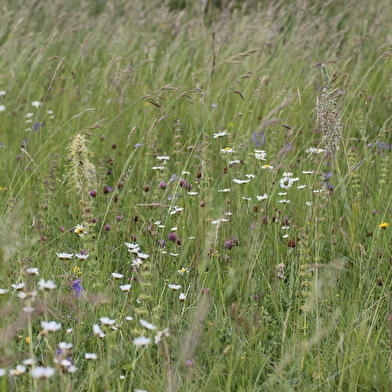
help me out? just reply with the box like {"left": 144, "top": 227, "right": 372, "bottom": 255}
{"left": 168, "top": 284, "right": 182, "bottom": 290}
{"left": 0, "top": 289, "right": 9, "bottom": 295}
{"left": 85, "top": 353, "right": 97, "bottom": 360}
{"left": 221, "top": 147, "right": 235, "bottom": 153}
{"left": 75, "top": 224, "right": 87, "bottom": 237}
{"left": 58, "top": 342, "right": 73, "bottom": 351}
{"left": 100, "top": 317, "right": 116, "bottom": 326}
{"left": 18, "top": 291, "right": 37, "bottom": 300}
{"left": 305, "top": 147, "right": 325, "bottom": 154}
{"left": 213, "top": 130, "right": 228, "bottom": 138}
{"left": 0, "top": 91, "right": 5, "bottom": 95}
{"left": 9, "top": 365, "right": 26, "bottom": 376}
{"left": 0, "top": 369, "right": 5, "bottom": 377}
{"left": 93, "top": 324, "right": 105, "bottom": 337}
{"left": 67, "top": 365, "right": 78, "bottom": 373}
{"left": 211, "top": 218, "right": 229, "bottom": 224}
{"left": 158, "top": 181, "right": 167, "bottom": 189}
{"left": 242, "top": 197, "right": 251, "bottom": 201}
{"left": 139, "top": 319, "right": 156, "bottom": 330}
{"left": 38, "top": 279, "right": 57, "bottom": 291}
{"left": 26, "top": 268, "right": 39, "bottom": 275}
{"left": 254, "top": 150, "right": 267, "bottom": 160}
{"left": 218, "top": 188, "right": 231, "bottom": 193}
{"left": 179, "top": 293, "right": 186, "bottom": 301}
{"left": 31, "top": 367, "right": 55, "bottom": 379}
{"left": 41, "top": 321, "right": 61, "bottom": 332}
{"left": 233, "top": 179, "right": 250, "bottom": 184}
{"left": 23, "top": 358, "right": 35, "bottom": 366}
{"left": 245, "top": 174, "right": 256, "bottom": 178}
{"left": 125, "top": 316, "right": 133, "bottom": 321}
{"left": 125, "top": 242, "right": 140, "bottom": 250}
{"left": 154, "top": 328, "right": 170, "bottom": 344}
{"left": 23, "top": 307, "right": 34, "bottom": 313}
{"left": 157, "top": 155, "right": 170, "bottom": 161}
{"left": 71, "top": 279, "right": 83, "bottom": 297}
{"left": 133, "top": 336, "right": 151, "bottom": 347}
{"left": 169, "top": 206, "right": 184, "bottom": 215}
{"left": 297, "top": 185, "right": 306, "bottom": 189}
{"left": 66, "top": 328, "right": 73, "bottom": 334}
{"left": 56, "top": 252, "right": 73, "bottom": 259}
{"left": 278, "top": 192, "right": 287, "bottom": 196}
{"left": 0, "top": 105, "right": 6, "bottom": 111}
{"left": 75, "top": 253, "right": 89, "bottom": 260}
{"left": 119, "top": 284, "right": 131, "bottom": 292}
{"left": 261, "top": 164, "right": 273, "bottom": 170}
{"left": 12, "top": 283, "right": 24, "bottom": 290}
{"left": 111, "top": 273, "right": 124, "bottom": 279}
{"left": 152, "top": 166, "right": 165, "bottom": 170}
{"left": 132, "top": 259, "right": 143, "bottom": 266}
{"left": 302, "top": 170, "right": 314, "bottom": 174}
{"left": 178, "top": 267, "right": 189, "bottom": 275}
{"left": 306, "top": 201, "right": 313, "bottom": 206}
{"left": 31, "top": 101, "right": 42, "bottom": 107}
{"left": 104, "top": 224, "right": 111, "bottom": 231}
{"left": 279, "top": 176, "right": 297, "bottom": 189}
{"left": 188, "top": 191, "right": 198, "bottom": 195}
{"left": 379, "top": 222, "right": 389, "bottom": 229}
{"left": 278, "top": 199, "right": 291, "bottom": 204}
{"left": 256, "top": 194, "right": 269, "bottom": 201}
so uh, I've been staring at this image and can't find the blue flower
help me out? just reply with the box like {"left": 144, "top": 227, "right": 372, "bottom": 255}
{"left": 71, "top": 279, "right": 83, "bottom": 297}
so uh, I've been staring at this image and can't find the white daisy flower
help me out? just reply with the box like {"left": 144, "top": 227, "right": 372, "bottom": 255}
{"left": 100, "top": 317, "right": 116, "bottom": 326}
{"left": 75, "top": 253, "right": 89, "bottom": 260}
{"left": 179, "top": 293, "right": 186, "bottom": 301}
{"left": 133, "top": 336, "right": 151, "bottom": 347}
{"left": 26, "top": 268, "right": 39, "bottom": 275}
{"left": 132, "top": 258, "right": 143, "bottom": 266}
{"left": 232, "top": 179, "right": 250, "bottom": 184}
{"left": 12, "top": 283, "right": 24, "bottom": 290}
{"left": 256, "top": 194, "right": 269, "bottom": 201}
{"left": 178, "top": 267, "right": 189, "bottom": 275}
{"left": 74, "top": 224, "right": 87, "bottom": 237}
{"left": 119, "top": 284, "right": 131, "bottom": 292}
{"left": 56, "top": 253, "right": 73, "bottom": 259}
{"left": 139, "top": 319, "right": 156, "bottom": 330}
{"left": 168, "top": 284, "right": 182, "bottom": 290}
{"left": 85, "top": 353, "right": 97, "bottom": 360}
{"left": 41, "top": 321, "right": 61, "bottom": 332}
{"left": 9, "top": 365, "right": 26, "bottom": 376}
{"left": 213, "top": 130, "right": 228, "bottom": 138}
{"left": 38, "top": 279, "right": 56, "bottom": 291}
{"left": 31, "top": 367, "right": 55, "bottom": 379}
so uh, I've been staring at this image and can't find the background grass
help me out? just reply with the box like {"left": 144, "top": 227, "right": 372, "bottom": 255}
{"left": 0, "top": 0, "right": 391, "bottom": 391}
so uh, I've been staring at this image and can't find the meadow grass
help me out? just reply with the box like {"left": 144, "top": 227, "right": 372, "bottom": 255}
{"left": 0, "top": 0, "right": 391, "bottom": 391}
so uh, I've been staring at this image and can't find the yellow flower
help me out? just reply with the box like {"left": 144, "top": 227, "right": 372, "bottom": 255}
{"left": 378, "top": 222, "right": 389, "bottom": 229}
